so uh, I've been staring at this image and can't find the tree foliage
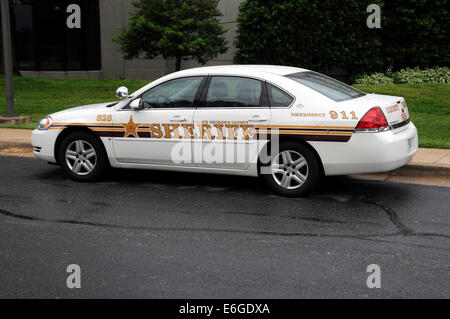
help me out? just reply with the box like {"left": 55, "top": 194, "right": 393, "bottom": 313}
{"left": 234, "top": 0, "right": 449, "bottom": 78}
{"left": 115, "top": 0, "right": 228, "bottom": 71}
{"left": 382, "top": 0, "right": 449, "bottom": 70}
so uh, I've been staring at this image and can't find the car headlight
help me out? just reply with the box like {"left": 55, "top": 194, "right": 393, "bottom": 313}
{"left": 37, "top": 116, "right": 53, "bottom": 130}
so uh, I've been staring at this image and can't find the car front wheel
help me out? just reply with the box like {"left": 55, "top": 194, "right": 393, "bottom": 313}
{"left": 58, "top": 131, "right": 108, "bottom": 182}
{"left": 260, "top": 141, "right": 320, "bottom": 197}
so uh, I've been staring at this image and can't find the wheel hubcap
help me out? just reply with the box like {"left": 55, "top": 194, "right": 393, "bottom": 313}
{"left": 271, "top": 150, "right": 308, "bottom": 190}
{"left": 65, "top": 140, "right": 97, "bottom": 176}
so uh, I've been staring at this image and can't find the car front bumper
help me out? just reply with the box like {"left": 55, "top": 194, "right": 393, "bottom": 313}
{"left": 31, "top": 129, "right": 61, "bottom": 163}
{"left": 311, "top": 122, "right": 419, "bottom": 176}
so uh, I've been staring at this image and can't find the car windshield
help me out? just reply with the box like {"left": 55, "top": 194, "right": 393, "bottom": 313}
{"left": 286, "top": 72, "right": 365, "bottom": 102}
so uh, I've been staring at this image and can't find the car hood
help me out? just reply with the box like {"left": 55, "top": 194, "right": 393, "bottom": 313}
{"left": 50, "top": 102, "right": 117, "bottom": 124}
{"left": 51, "top": 102, "right": 115, "bottom": 116}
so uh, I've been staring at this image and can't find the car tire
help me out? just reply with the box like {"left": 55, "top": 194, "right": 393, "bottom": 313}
{"left": 58, "top": 131, "right": 108, "bottom": 182}
{"left": 260, "top": 141, "right": 320, "bottom": 197}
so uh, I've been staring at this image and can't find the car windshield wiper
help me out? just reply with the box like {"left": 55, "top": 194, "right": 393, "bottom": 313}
{"left": 106, "top": 102, "right": 118, "bottom": 108}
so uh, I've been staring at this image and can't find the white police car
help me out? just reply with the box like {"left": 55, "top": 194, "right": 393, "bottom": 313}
{"left": 32, "top": 65, "right": 418, "bottom": 196}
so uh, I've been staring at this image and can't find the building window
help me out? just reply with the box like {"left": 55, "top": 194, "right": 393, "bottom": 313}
{"left": 13, "top": 0, "right": 101, "bottom": 71}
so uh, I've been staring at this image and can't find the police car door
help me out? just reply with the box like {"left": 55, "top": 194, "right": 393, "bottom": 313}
{"left": 113, "top": 76, "right": 205, "bottom": 165}
{"left": 193, "top": 76, "right": 271, "bottom": 170}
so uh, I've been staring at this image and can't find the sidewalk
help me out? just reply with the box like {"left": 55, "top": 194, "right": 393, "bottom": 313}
{"left": 0, "top": 128, "right": 32, "bottom": 150}
{"left": 397, "top": 148, "right": 450, "bottom": 176}
{"left": 1, "top": 128, "right": 449, "bottom": 176}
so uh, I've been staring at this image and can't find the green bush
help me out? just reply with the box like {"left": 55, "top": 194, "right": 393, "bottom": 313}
{"left": 114, "top": 0, "right": 227, "bottom": 71}
{"left": 383, "top": 0, "right": 450, "bottom": 70}
{"left": 234, "top": 0, "right": 384, "bottom": 77}
{"left": 235, "top": 0, "right": 450, "bottom": 77}
{"left": 355, "top": 67, "right": 450, "bottom": 85}
{"left": 355, "top": 73, "right": 394, "bottom": 85}
{"left": 393, "top": 67, "right": 450, "bottom": 84}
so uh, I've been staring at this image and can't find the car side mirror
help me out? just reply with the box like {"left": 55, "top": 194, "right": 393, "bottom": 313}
{"left": 130, "top": 98, "right": 142, "bottom": 110}
{"left": 116, "top": 86, "right": 129, "bottom": 99}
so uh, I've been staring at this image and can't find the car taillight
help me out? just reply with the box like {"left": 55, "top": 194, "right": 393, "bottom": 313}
{"left": 355, "top": 107, "right": 389, "bottom": 132}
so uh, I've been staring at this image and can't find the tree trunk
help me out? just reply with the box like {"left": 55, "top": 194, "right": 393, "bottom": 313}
{"left": 9, "top": 0, "right": 19, "bottom": 75}
{"left": 0, "top": 6, "right": 4, "bottom": 75}
{"left": 175, "top": 55, "right": 182, "bottom": 71}
{"left": 1, "top": 0, "right": 19, "bottom": 75}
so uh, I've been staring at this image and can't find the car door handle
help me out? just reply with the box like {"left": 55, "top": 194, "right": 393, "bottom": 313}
{"left": 170, "top": 115, "right": 187, "bottom": 122}
{"left": 249, "top": 115, "right": 268, "bottom": 122}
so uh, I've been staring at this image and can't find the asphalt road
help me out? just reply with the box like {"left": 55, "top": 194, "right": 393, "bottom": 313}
{"left": 0, "top": 156, "right": 449, "bottom": 298}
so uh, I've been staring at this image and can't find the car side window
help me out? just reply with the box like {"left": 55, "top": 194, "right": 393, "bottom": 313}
{"left": 205, "top": 76, "right": 263, "bottom": 107}
{"left": 267, "top": 83, "right": 294, "bottom": 107}
{"left": 140, "top": 76, "right": 203, "bottom": 109}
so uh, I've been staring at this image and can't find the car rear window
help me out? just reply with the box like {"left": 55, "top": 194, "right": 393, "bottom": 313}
{"left": 286, "top": 72, "right": 365, "bottom": 102}
{"left": 267, "top": 83, "right": 294, "bottom": 107}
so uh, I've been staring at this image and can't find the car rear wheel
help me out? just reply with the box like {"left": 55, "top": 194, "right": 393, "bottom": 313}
{"left": 260, "top": 142, "right": 320, "bottom": 197}
{"left": 58, "top": 131, "right": 108, "bottom": 182}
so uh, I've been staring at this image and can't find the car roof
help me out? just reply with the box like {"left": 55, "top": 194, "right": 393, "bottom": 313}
{"left": 170, "top": 64, "right": 309, "bottom": 78}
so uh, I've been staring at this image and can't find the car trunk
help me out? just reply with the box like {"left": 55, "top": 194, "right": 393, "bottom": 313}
{"left": 347, "top": 93, "right": 410, "bottom": 130}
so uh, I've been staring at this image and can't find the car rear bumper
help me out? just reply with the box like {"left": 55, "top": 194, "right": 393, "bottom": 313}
{"left": 31, "top": 129, "right": 60, "bottom": 163}
{"left": 311, "top": 122, "right": 419, "bottom": 176}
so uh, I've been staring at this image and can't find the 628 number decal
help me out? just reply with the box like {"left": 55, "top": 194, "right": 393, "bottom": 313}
{"left": 96, "top": 114, "right": 112, "bottom": 122}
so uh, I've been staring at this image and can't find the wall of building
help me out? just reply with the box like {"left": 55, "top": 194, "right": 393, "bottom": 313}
{"left": 99, "top": 0, "right": 243, "bottom": 80}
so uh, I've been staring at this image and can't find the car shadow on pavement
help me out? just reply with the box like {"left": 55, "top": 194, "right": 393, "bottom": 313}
{"left": 36, "top": 163, "right": 410, "bottom": 201}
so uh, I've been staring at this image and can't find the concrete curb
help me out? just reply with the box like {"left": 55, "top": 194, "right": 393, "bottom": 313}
{"left": 0, "top": 140, "right": 33, "bottom": 151}
{"left": 392, "top": 164, "right": 450, "bottom": 177}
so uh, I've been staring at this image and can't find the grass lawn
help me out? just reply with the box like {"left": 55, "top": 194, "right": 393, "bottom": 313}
{"left": 0, "top": 77, "right": 449, "bottom": 149}
{"left": 0, "top": 77, "right": 149, "bottom": 129}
